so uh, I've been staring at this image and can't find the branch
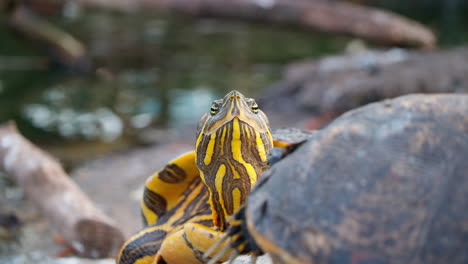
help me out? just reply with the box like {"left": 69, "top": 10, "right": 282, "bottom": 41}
{"left": 70, "top": 0, "right": 435, "bottom": 48}
{"left": 0, "top": 122, "right": 125, "bottom": 258}
{"left": 6, "top": 5, "right": 89, "bottom": 71}
{"left": 261, "top": 47, "right": 468, "bottom": 116}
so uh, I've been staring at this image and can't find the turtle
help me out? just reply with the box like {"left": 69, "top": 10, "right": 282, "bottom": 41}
{"left": 206, "top": 94, "right": 468, "bottom": 264}
{"left": 117, "top": 90, "right": 297, "bottom": 264}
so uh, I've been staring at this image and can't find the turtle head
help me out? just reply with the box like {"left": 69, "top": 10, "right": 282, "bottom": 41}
{"left": 195, "top": 90, "right": 273, "bottom": 230}
{"left": 197, "top": 90, "right": 270, "bottom": 135}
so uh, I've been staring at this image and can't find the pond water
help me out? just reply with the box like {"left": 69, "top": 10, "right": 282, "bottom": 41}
{"left": 0, "top": 2, "right": 467, "bottom": 162}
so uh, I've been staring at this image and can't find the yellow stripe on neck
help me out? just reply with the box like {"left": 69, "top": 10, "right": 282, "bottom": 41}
{"left": 214, "top": 164, "right": 227, "bottom": 216}
{"left": 232, "top": 188, "right": 241, "bottom": 214}
{"left": 204, "top": 133, "right": 217, "bottom": 165}
{"left": 255, "top": 130, "right": 268, "bottom": 163}
{"left": 231, "top": 118, "right": 258, "bottom": 186}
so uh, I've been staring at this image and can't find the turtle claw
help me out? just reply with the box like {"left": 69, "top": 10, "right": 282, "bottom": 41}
{"left": 207, "top": 242, "right": 234, "bottom": 264}
{"left": 204, "top": 206, "right": 263, "bottom": 264}
{"left": 202, "top": 231, "right": 229, "bottom": 260}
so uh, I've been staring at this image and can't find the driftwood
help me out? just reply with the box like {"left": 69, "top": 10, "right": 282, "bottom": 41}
{"left": 6, "top": 4, "right": 89, "bottom": 71}
{"left": 54, "top": 0, "right": 434, "bottom": 48}
{"left": 0, "top": 122, "right": 125, "bottom": 258}
{"left": 261, "top": 47, "right": 468, "bottom": 117}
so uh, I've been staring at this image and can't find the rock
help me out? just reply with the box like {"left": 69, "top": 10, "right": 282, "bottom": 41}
{"left": 223, "top": 254, "right": 272, "bottom": 264}
{"left": 261, "top": 47, "right": 468, "bottom": 116}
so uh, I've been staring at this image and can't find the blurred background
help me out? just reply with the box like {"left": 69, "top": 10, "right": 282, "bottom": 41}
{"left": 0, "top": 0, "right": 467, "bottom": 263}
{"left": 1, "top": 0, "right": 467, "bottom": 163}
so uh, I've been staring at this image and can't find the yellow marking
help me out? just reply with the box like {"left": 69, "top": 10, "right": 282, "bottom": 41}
{"left": 232, "top": 168, "right": 241, "bottom": 179}
{"left": 157, "top": 228, "right": 200, "bottom": 264}
{"left": 214, "top": 164, "right": 227, "bottom": 216}
{"left": 273, "top": 139, "right": 291, "bottom": 148}
{"left": 197, "top": 171, "right": 222, "bottom": 229}
{"left": 255, "top": 131, "right": 268, "bottom": 162}
{"left": 204, "top": 133, "right": 217, "bottom": 165}
{"left": 231, "top": 118, "right": 242, "bottom": 159}
{"left": 140, "top": 201, "right": 156, "bottom": 225}
{"left": 145, "top": 152, "right": 199, "bottom": 211}
{"left": 134, "top": 256, "right": 154, "bottom": 264}
{"left": 232, "top": 188, "right": 241, "bottom": 214}
{"left": 232, "top": 119, "right": 257, "bottom": 186}
{"left": 165, "top": 181, "right": 206, "bottom": 228}
{"left": 184, "top": 223, "right": 232, "bottom": 261}
{"left": 196, "top": 132, "right": 203, "bottom": 149}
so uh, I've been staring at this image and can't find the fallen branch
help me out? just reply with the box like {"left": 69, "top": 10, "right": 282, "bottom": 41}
{"left": 66, "top": 0, "right": 434, "bottom": 48}
{"left": 6, "top": 4, "right": 89, "bottom": 71}
{"left": 0, "top": 122, "right": 125, "bottom": 258}
{"left": 261, "top": 47, "right": 468, "bottom": 116}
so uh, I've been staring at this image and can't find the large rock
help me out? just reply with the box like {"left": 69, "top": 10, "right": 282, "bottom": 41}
{"left": 261, "top": 48, "right": 468, "bottom": 116}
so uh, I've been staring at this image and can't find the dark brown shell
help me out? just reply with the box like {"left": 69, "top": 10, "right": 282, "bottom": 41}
{"left": 247, "top": 94, "right": 468, "bottom": 264}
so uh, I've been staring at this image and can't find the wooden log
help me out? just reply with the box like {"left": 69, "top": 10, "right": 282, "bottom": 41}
{"left": 260, "top": 47, "right": 468, "bottom": 116}
{"left": 0, "top": 122, "right": 125, "bottom": 258}
{"left": 64, "top": 0, "right": 435, "bottom": 48}
{"left": 6, "top": 4, "right": 89, "bottom": 71}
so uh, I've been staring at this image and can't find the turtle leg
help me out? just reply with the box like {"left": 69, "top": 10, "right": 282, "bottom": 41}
{"left": 269, "top": 139, "right": 306, "bottom": 166}
{"left": 117, "top": 151, "right": 210, "bottom": 264}
{"left": 141, "top": 151, "right": 200, "bottom": 226}
{"left": 202, "top": 207, "right": 263, "bottom": 264}
{"left": 155, "top": 223, "right": 233, "bottom": 264}
{"left": 117, "top": 176, "right": 213, "bottom": 264}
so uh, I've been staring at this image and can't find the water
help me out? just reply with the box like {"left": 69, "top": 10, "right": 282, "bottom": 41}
{"left": 0, "top": 9, "right": 345, "bottom": 154}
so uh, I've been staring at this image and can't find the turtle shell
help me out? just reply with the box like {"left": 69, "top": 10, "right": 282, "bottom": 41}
{"left": 246, "top": 94, "right": 468, "bottom": 264}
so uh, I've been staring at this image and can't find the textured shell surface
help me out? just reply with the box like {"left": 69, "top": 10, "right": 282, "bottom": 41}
{"left": 246, "top": 94, "right": 468, "bottom": 264}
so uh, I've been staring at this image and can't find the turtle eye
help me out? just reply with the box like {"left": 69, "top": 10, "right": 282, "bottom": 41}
{"left": 210, "top": 103, "right": 219, "bottom": 115}
{"left": 251, "top": 102, "right": 259, "bottom": 114}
